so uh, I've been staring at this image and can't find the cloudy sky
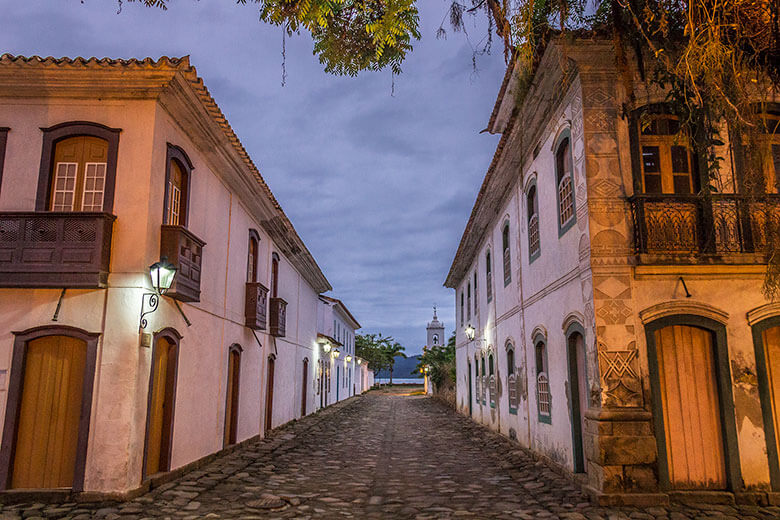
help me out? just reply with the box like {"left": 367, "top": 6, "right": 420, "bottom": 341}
{"left": 1, "top": 0, "right": 505, "bottom": 354}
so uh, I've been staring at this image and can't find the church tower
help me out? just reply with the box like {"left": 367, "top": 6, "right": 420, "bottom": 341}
{"left": 426, "top": 306, "right": 445, "bottom": 347}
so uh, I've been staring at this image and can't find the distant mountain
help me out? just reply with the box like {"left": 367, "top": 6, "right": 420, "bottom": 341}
{"left": 377, "top": 355, "right": 423, "bottom": 379}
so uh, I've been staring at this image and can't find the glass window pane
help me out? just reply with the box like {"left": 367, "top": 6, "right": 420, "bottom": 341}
{"left": 673, "top": 175, "right": 692, "bottom": 194}
{"left": 671, "top": 146, "right": 689, "bottom": 173}
{"left": 644, "top": 174, "right": 663, "bottom": 194}
{"left": 642, "top": 146, "right": 661, "bottom": 173}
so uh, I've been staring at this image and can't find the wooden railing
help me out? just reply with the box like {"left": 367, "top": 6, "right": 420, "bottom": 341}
{"left": 160, "top": 225, "right": 205, "bottom": 302}
{"left": 269, "top": 297, "right": 287, "bottom": 337}
{"left": 245, "top": 282, "right": 269, "bottom": 330}
{"left": 0, "top": 212, "right": 115, "bottom": 288}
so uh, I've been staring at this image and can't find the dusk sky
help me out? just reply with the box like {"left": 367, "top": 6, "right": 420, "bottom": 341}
{"left": 1, "top": 0, "right": 505, "bottom": 355}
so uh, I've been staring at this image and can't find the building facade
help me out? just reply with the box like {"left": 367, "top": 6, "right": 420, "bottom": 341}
{"left": 316, "top": 295, "right": 361, "bottom": 406}
{"left": 446, "top": 39, "right": 780, "bottom": 504}
{"left": 0, "top": 55, "right": 335, "bottom": 497}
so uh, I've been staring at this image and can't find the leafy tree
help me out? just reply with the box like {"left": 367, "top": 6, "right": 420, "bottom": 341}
{"left": 416, "top": 332, "right": 455, "bottom": 389}
{"left": 380, "top": 340, "right": 406, "bottom": 384}
{"left": 356, "top": 332, "right": 393, "bottom": 376}
{"left": 127, "top": 0, "right": 780, "bottom": 290}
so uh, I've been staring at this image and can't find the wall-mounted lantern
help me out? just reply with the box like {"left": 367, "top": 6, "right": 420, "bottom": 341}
{"left": 333, "top": 348, "right": 341, "bottom": 358}
{"left": 357, "top": 358, "right": 362, "bottom": 365}
{"left": 140, "top": 257, "right": 177, "bottom": 330}
{"left": 317, "top": 337, "right": 332, "bottom": 353}
{"left": 346, "top": 355, "right": 353, "bottom": 363}
{"left": 465, "top": 324, "right": 476, "bottom": 341}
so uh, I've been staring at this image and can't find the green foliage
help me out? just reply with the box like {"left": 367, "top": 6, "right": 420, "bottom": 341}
{"left": 416, "top": 332, "right": 456, "bottom": 389}
{"left": 355, "top": 333, "right": 406, "bottom": 380}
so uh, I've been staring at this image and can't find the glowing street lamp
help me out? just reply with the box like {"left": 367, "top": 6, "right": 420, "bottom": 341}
{"left": 317, "top": 337, "right": 332, "bottom": 353}
{"left": 346, "top": 355, "right": 353, "bottom": 363}
{"left": 140, "top": 257, "right": 178, "bottom": 330}
{"left": 333, "top": 348, "right": 341, "bottom": 358}
{"left": 465, "top": 325, "right": 476, "bottom": 341}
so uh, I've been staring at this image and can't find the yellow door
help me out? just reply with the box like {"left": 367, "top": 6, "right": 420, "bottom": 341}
{"left": 145, "top": 338, "right": 176, "bottom": 477}
{"left": 656, "top": 325, "right": 726, "bottom": 489}
{"left": 762, "top": 326, "right": 780, "bottom": 468}
{"left": 12, "top": 335, "right": 87, "bottom": 489}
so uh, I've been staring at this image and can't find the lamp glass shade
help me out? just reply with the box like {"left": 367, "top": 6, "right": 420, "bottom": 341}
{"left": 333, "top": 349, "right": 340, "bottom": 358}
{"left": 465, "top": 325, "right": 476, "bottom": 341}
{"left": 346, "top": 355, "right": 353, "bottom": 363}
{"left": 322, "top": 343, "right": 332, "bottom": 353}
{"left": 149, "top": 258, "right": 177, "bottom": 294}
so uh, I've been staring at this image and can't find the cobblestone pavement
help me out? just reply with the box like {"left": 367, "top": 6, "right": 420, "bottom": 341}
{"left": 4, "top": 387, "right": 780, "bottom": 519}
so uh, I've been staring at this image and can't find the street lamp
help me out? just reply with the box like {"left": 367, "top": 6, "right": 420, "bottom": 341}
{"left": 465, "top": 324, "right": 476, "bottom": 341}
{"left": 333, "top": 348, "right": 341, "bottom": 358}
{"left": 346, "top": 355, "right": 353, "bottom": 363}
{"left": 317, "top": 337, "right": 332, "bottom": 353}
{"left": 140, "top": 258, "right": 178, "bottom": 330}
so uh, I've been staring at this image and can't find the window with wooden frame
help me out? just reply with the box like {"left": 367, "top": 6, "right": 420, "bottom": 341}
{"left": 163, "top": 145, "right": 193, "bottom": 227}
{"left": 466, "top": 282, "right": 471, "bottom": 322}
{"left": 527, "top": 185, "right": 540, "bottom": 262}
{"left": 473, "top": 270, "right": 478, "bottom": 316}
{"left": 474, "top": 355, "right": 481, "bottom": 402}
{"left": 758, "top": 111, "right": 780, "bottom": 192}
{"left": 480, "top": 355, "right": 487, "bottom": 404}
{"left": 638, "top": 114, "right": 696, "bottom": 194}
{"left": 247, "top": 230, "right": 259, "bottom": 283}
{"left": 0, "top": 128, "right": 8, "bottom": 195}
{"left": 271, "top": 252, "right": 280, "bottom": 298}
{"left": 506, "top": 343, "right": 518, "bottom": 414}
{"left": 555, "top": 134, "right": 576, "bottom": 233}
{"left": 535, "top": 337, "right": 551, "bottom": 423}
{"left": 460, "top": 291, "right": 464, "bottom": 325}
{"left": 485, "top": 250, "right": 493, "bottom": 303}
{"left": 35, "top": 122, "right": 120, "bottom": 213}
{"left": 502, "top": 222, "right": 511, "bottom": 286}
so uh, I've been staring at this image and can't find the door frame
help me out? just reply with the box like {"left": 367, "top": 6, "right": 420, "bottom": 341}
{"left": 265, "top": 354, "right": 275, "bottom": 433}
{"left": 0, "top": 325, "right": 100, "bottom": 491}
{"left": 142, "top": 327, "right": 181, "bottom": 480}
{"left": 223, "top": 344, "right": 242, "bottom": 447}
{"left": 565, "top": 321, "right": 587, "bottom": 474}
{"left": 468, "top": 360, "right": 473, "bottom": 417}
{"left": 751, "top": 315, "right": 780, "bottom": 490}
{"left": 644, "top": 314, "right": 741, "bottom": 491}
{"left": 301, "top": 358, "right": 308, "bottom": 417}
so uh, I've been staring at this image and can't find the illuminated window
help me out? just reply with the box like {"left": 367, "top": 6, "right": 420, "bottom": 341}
{"left": 638, "top": 114, "right": 695, "bottom": 194}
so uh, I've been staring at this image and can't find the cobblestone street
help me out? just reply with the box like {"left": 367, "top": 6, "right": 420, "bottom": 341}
{"left": 4, "top": 387, "right": 780, "bottom": 519}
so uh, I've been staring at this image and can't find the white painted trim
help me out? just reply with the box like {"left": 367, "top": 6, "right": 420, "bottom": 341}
{"left": 638, "top": 300, "right": 729, "bottom": 325}
{"left": 746, "top": 302, "right": 780, "bottom": 326}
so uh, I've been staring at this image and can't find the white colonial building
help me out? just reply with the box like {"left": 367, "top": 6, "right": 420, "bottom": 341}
{"left": 0, "top": 54, "right": 337, "bottom": 499}
{"left": 446, "top": 37, "right": 780, "bottom": 505}
{"left": 316, "top": 295, "right": 362, "bottom": 406}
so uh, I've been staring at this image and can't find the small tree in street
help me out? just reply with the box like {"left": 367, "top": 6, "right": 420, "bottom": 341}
{"left": 416, "top": 332, "right": 455, "bottom": 392}
{"left": 356, "top": 332, "right": 394, "bottom": 378}
{"left": 381, "top": 341, "right": 406, "bottom": 385}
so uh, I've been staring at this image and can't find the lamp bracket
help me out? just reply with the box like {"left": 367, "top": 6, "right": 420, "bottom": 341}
{"left": 139, "top": 293, "right": 159, "bottom": 330}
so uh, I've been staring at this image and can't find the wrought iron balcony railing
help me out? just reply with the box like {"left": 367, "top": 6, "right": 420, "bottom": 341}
{"left": 630, "top": 194, "right": 780, "bottom": 260}
{"left": 160, "top": 225, "right": 206, "bottom": 302}
{"left": 0, "top": 212, "right": 115, "bottom": 288}
{"left": 269, "top": 297, "right": 287, "bottom": 337}
{"left": 245, "top": 282, "right": 268, "bottom": 330}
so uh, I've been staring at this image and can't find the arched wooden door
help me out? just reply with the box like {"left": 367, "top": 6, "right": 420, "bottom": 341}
{"left": 301, "top": 359, "right": 309, "bottom": 417}
{"left": 265, "top": 356, "right": 275, "bottom": 433}
{"left": 144, "top": 334, "right": 179, "bottom": 478}
{"left": 10, "top": 335, "right": 88, "bottom": 489}
{"left": 654, "top": 324, "right": 727, "bottom": 489}
{"left": 224, "top": 348, "right": 241, "bottom": 446}
{"left": 467, "top": 360, "right": 473, "bottom": 417}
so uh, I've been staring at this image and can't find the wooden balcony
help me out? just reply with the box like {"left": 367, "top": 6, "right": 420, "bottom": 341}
{"left": 245, "top": 282, "right": 269, "bottom": 330}
{"left": 160, "top": 225, "right": 205, "bottom": 302}
{"left": 269, "top": 297, "right": 287, "bottom": 337}
{"left": 0, "top": 212, "right": 115, "bottom": 288}
{"left": 630, "top": 194, "right": 780, "bottom": 263}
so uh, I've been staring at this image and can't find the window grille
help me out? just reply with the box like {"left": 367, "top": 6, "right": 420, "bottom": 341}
{"left": 486, "top": 252, "right": 493, "bottom": 302}
{"left": 508, "top": 373, "right": 518, "bottom": 410}
{"left": 528, "top": 214, "right": 540, "bottom": 257}
{"left": 558, "top": 175, "right": 574, "bottom": 227}
{"left": 537, "top": 372, "right": 551, "bottom": 417}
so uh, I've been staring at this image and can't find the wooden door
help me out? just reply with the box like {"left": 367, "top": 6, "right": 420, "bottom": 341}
{"left": 656, "top": 325, "right": 726, "bottom": 489}
{"left": 145, "top": 337, "right": 177, "bottom": 477}
{"left": 11, "top": 335, "right": 87, "bottom": 489}
{"left": 265, "top": 357, "right": 275, "bottom": 433}
{"left": 468, "top": 360, "right": 473, "bottom": 417}
{"left": 762, "top": 326, "right": 780, "bottom": 472}
{"left": 224, "top": 350, "right": 240, "bottom": 446}
{"left": 301, "top": 359, "right": 308, "bottom": 417}
{"left": 567, "top": 333, "right": 588, "bottom": 474}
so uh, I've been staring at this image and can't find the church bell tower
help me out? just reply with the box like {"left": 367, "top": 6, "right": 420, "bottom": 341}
{"left": 426, "top": 306, "right": 445, "bottom": 347}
